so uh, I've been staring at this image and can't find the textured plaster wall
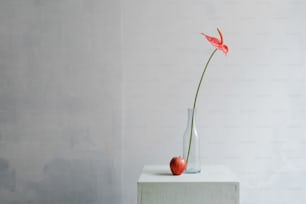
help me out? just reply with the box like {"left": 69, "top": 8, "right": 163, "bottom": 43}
{"left": 122, "top": 0, "right": 306, "bottom": 204}
{"left": 1, "top": 0, "right": 306, "bottom": 204}
{"left": 0, "top": 0, "right": 121, "bottom": 204}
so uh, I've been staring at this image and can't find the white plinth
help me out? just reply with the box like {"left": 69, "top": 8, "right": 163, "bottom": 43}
{"left": 138, "top": 165, "right": 239, "bottom": 204}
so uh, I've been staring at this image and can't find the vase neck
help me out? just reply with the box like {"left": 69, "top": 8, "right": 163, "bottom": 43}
{"left": 187, "top": 108, "right": 197, "bottom": 128}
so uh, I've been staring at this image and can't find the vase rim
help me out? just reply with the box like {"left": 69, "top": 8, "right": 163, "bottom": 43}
{"left": 187, "top": 108, "right": 197, "bottom": 110}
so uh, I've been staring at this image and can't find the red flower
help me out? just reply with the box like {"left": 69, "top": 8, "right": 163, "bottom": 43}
{"left": 201, "top": 28, "right": 228, "bottom": 55}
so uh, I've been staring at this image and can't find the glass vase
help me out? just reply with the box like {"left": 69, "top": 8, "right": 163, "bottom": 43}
{"left": 183, "top": 108, "right": 201, "bottom": 173}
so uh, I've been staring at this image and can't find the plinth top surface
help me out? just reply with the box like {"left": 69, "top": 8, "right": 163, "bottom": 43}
{"left": 138, "top": 165, "right": 239, "bottom": 183}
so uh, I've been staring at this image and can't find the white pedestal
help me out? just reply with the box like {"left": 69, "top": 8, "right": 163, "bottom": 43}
{"left": 138, "top": 165, "right": 239, "bottom": 204}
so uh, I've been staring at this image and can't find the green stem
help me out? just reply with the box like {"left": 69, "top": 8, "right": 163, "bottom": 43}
{"left": 186, "top": 48, "right": 218, "bottom": 164}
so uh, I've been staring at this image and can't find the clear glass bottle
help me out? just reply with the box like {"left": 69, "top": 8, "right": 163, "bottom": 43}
{"left": 183, "top": 108, "right": 201, "bottom": 173}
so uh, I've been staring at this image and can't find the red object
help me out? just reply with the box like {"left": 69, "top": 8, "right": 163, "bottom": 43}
{"left": 169, "top": 156, "right": 187, "bottom": 175}
{"left": 201, "top": 28, "right": 228, "bottom": 55}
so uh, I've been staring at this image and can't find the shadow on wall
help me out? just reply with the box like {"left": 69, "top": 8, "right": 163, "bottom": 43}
{"left": 0, "top": 158, "right": 16, "bottom": 192}
{"left": 0, "top": 157, "right": 119, "bottom": 204}
{"left": 33, "top": 158, "right": 99, "bottom": 204}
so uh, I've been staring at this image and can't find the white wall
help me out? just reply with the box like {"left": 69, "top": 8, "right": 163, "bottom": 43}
{"left": 0, "top": 1, "right": 122, "bottom": 203}
{"left": 122, "top": 0, "right": 306, "bottom": 204}
{"left": 1, "top": 1, "right": 306, "bottom": 204}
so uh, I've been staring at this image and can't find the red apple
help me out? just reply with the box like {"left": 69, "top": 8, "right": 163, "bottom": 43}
{"left": 169, "top": 156, "right": 186, "bottom": 175}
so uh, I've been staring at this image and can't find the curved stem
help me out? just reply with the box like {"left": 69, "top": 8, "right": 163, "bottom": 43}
{"left": 186, "top": 48, "right": 218, "bottom": 164}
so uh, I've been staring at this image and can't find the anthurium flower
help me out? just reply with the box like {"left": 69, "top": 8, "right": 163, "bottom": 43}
{"left": 184, "top": 28, "right": 229, "bottom": 171}
{"left": 201, "top": 28, "right": 228, "bottom": 55}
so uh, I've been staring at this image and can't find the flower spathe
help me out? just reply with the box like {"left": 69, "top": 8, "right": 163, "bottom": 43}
{"left": 201, "top": 28, "right": 228, "bottom": 55}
